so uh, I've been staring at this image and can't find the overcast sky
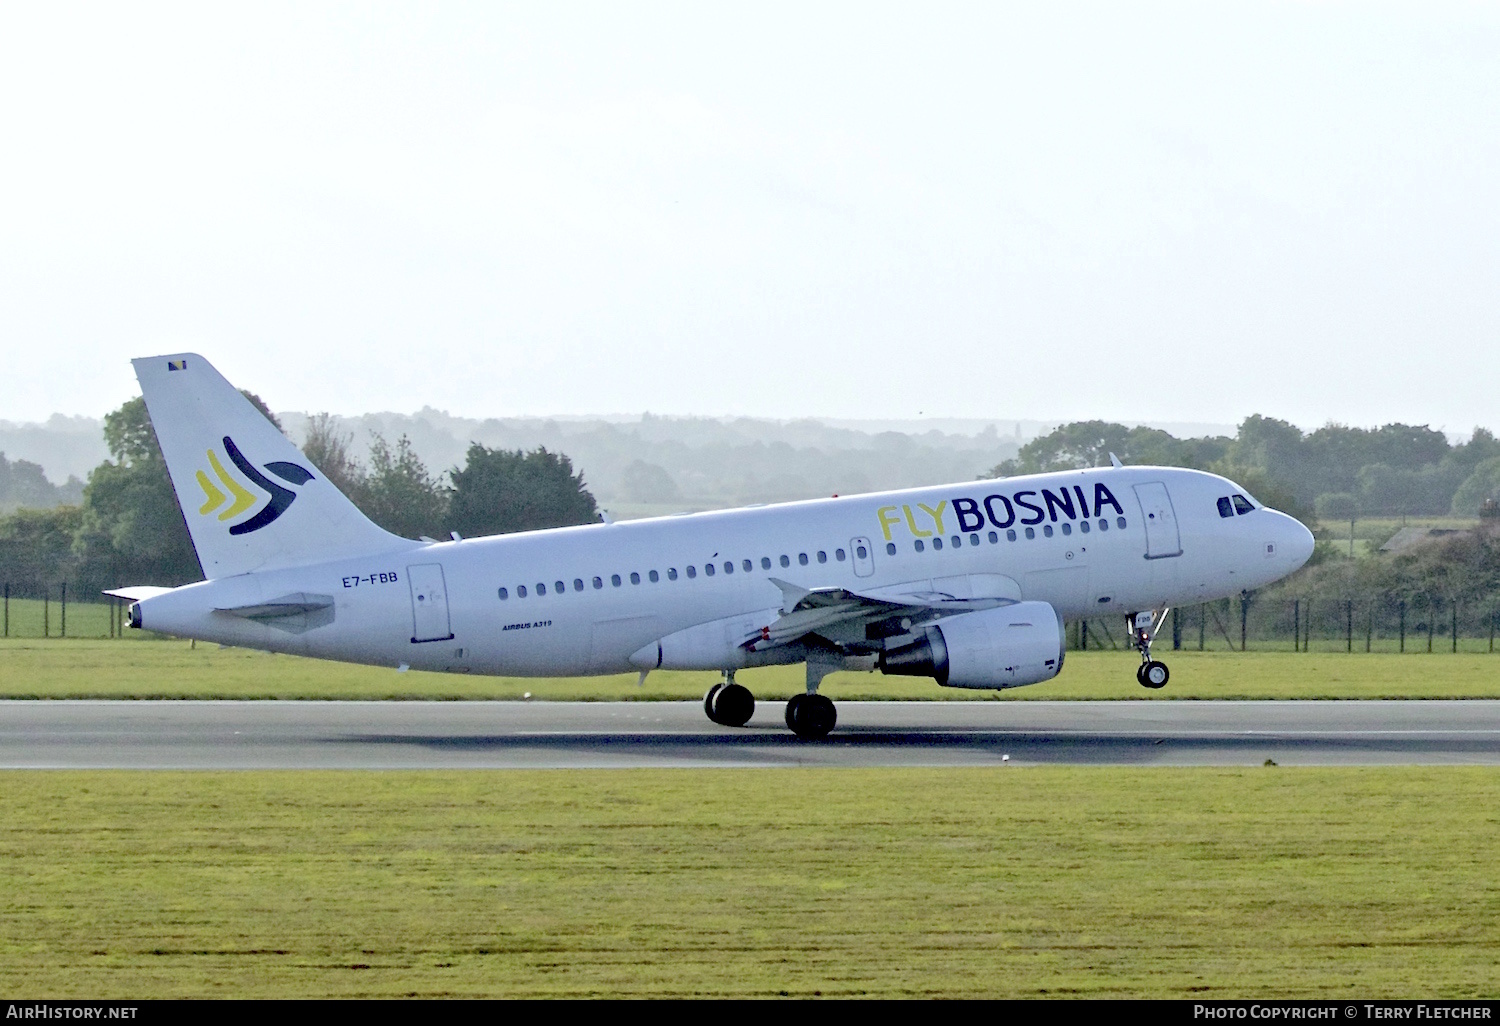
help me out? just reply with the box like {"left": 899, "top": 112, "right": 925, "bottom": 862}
{"left": 2, "top": 2, "right": 1497, "bottom": 435}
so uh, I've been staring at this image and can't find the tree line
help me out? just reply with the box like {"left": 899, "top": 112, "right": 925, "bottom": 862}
{"left": 992, "top": 417, "right": 1500, "bottom": 520}
{"left": 0, "top": 397, "right": 598, "bottom": 594}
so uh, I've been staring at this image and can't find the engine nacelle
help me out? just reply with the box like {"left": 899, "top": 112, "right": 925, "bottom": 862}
{"left": 878, "top": 601, "right": 1065, "bottom": 689}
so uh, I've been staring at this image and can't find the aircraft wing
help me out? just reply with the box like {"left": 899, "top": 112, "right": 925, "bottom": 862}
{"left": 745, "top": 575, "right": 1021, "bottom": 652}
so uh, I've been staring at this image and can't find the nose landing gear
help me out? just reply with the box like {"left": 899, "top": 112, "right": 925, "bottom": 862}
{"left": 1130, "top": 609, "right": 1171, "bottom": 690}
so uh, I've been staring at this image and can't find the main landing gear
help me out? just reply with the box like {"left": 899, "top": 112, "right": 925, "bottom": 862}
{"left": 704, "top": 671, "right": 755, "bottom": 727}
{"left": 701, "top": 664, "right": 840, "bottom": 740}
{"left": 1131, "top": 609, "right": 1171, "bottom": 690}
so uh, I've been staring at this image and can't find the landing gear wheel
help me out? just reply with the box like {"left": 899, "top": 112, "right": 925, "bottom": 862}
{"left": 703, "top": 683, "right": 725, "bottom": 722}
{"left": 1139, "top": 660, "right": 1169, "bottom": 689}
{"left": 711, "top": 683, "right": 756, "bottom": 727}
{"left": 785, "top": 693, "right": 837, "bottom": 739}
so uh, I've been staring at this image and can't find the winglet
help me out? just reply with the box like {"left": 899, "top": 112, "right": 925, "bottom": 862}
{"left": 1109, "top": 452, "right": 1124, "bottom": 468}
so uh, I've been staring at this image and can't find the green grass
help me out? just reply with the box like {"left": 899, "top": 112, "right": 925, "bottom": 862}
{"left": 2, "top": 638, "right": 1499, "bottom": 700}
{"left": 1, "top": 767, "right": 1497, "bottom": 997}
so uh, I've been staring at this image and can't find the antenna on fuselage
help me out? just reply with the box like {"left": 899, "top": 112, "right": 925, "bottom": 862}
{"left": 1108, "top": 453, "right": 1124, "bottom": 468}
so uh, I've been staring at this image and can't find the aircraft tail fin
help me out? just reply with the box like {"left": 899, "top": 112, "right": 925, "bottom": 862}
{"left": 134, "top": 354, "right": 417, "bottom": 578}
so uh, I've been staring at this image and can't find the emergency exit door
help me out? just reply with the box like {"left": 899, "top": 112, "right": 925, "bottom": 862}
{"left": 850, "top": 536, "right": 875, "bottom": 577}
{"left": 1133, "top": 482, "right": 1183, "bottom": 559}
{"left": 407, "top": 563, "right": 454, "bottom": 642}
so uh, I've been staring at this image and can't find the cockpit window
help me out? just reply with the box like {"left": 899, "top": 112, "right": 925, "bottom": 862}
{"left": 1216, "top": 497, "right": 1234, "bottom": 518}
{"left": 1232, "top": 494, "right": 1255, "bottom": 515}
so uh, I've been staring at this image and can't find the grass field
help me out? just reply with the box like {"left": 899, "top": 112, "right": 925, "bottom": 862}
{"left": 2, "top": 637, "right": 1498, "bottom": 700}
{"left": 1, "top": 767, "right": 1496, "bottom": 998}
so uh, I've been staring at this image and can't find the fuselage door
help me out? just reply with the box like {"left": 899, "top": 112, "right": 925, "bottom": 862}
{"left": 407, "top": 563, "right": 454, "bottom": 642}
{"left": 851, "top": 536, "right": 875, "bottom": 578}
{"left": 1133, "top": 482, "right": 1183, "bottom": 559}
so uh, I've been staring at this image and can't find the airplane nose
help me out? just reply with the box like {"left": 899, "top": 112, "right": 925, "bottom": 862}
{"left": 1281, "top": 513, "right": 1316, "bottom": 570}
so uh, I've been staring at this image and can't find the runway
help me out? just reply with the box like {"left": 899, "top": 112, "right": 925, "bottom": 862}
{"left": 3, "top": 699, "right": 1500, "bottom": 768}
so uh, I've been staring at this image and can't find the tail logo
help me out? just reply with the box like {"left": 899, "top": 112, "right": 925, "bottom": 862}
{"left": 195, "top": 436, "right": 315, "bottom": 535}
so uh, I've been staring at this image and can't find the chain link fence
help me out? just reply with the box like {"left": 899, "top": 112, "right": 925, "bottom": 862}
{"left": 1, "top": 582, "right": 129, "bottom": 639}
{"left": 1075, "top": 596, "right": 1500, "bottom": 654}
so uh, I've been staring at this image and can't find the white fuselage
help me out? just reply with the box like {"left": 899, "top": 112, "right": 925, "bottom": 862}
{"left": 135, "top": 465, "right": 1314, "bottom": 682}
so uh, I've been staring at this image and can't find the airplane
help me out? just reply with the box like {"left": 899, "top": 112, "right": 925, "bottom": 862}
{"left": 112, "top": 354, "right": 1316, "bottom": 739}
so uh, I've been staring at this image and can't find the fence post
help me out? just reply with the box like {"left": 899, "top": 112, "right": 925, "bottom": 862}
{"left": 1346, "top": 600, "right": 1353, "bottom": 653}
{"left": 1491, "top": 607, "right": 1496, "bottom": 654}
{"left": 1366, "top": 607, "right": 1373, "bottom": 653}
{"left": 1293, "top": 599, "right": 1300, "bottom": 653}
{"left": 1453, "top": 603, "right": 1459, "bottom": 654}
{"left": 1080, "top": 620, "right": 1089, "bottom": 650}
{"left": 60, "top": 582, "right": 66, "bottom": 638}
{"left": 43, "top": 587, "right": 49, "bottom": 638}
{"left": 1199, "top": 604, "right": 1206, "bottom": 650}
{"left": 1240, "top": 594, "right": 1248, "bottom": 651}
{"left": 1427, "top": 598, "right": 1435, "bottom": 653}
{"left": 1399, "top": 600, "right": 1406, "bottom": 653}
{"left": 1172, "top": 606, "right": 1181, "bottom": 650}
{"left": 2, "top": 582, "right": 7, "bottom": 638}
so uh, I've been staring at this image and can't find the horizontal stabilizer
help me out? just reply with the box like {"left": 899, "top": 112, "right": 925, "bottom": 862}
{"left": 102, "top": 586, "right": 173, "bottom": 602}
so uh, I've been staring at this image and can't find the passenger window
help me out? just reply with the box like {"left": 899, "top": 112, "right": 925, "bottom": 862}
{"left": 1080, "top": 520, "right": 1090, "bottom": 533}
{"left": 886, "top": 542, "right": 897, "bottom": 555}
{"left": 630, "top": 572, "right": 641, "bottom": 584}
{"left": 649, "top": 570, "right": 659, "bottom": 583}
{"left": 573, "top": 579, "right": 584, "bottom": 592}
{"left": 723, "top": 562, "right": 733, "bottom": 574}
{"left": 969, "top": 533, "right": 979, "bottom": 546}
{"left": 988, "top": 531, "right": 998, "bottom": 543}
{"left": 1217, "top": 496, "right": 1234, "bottom": 518}
{"left": 705, "top": 564, "right": 716, "bottom": 577}
{"left": 743, "top": 559, "right": 754, "bottom": 572}
{"left": 799, "top": 553, "right": 809, "bottom": 566}
{"left": 555, "top": 581, "right": 565, "bottom": 594}
{"left": 1043, "top": 525, "right": 1054, "bottom": 538}
{"left": 1098, "top": 519, "right": 1109, "bottom": 531}
{"left": 915, "top": 539, "right": 925, "bottom": 552}
{"left": 1025, "top": 527, "right": 1035, "bottom": 540}
{"left": 817, "top": 551, "right": 828, "bottom": 563}
{"left": 686, "top": 566, "right": 697, "bottom": 579}
{"left": 518, "top": 585, "right": 528, "bottom": 598}
{"left": 1061, "top": 523, "right": 1072, "bottom": 536}
{"left": 611, "top": 574, "right": 622, "bottom": 587}
{"left": 761, "top": 557, "right": 771, "bottom": 570}
{"left": 536, "top": 583, "right": 547, "bottom": 595}
{"left": 1006, "top": 529, "right": 1016, "bottom": 542}
{"left": 593, "top": 576, "right": 603, "bottom": 589}
{"left": 950, "top": 536, "right": 961, "bottom": 548}
{"left": 780, "top": 555, "right": 791, "bottom": 568}
{"left": 932, "top": 538, "right": 943, "bottom": 550}
{"left": 1233, "top": 495, "right": 1255, "bottom": 515}
{"left": 835, "top": 548, "right": 846, "bottom": 561}
{"left": 668, "top": 568, "right": 678, "bottom": 581}
{"left": 498, "top": 587, "right": 509, "bottom": 600}
{"left": 856, "top": 544, "right": 868, "bottom": 559}
{"left": 1117, "top": 517, "right": 1127, "bottom": 529}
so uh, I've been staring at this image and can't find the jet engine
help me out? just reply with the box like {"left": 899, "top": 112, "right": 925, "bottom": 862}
{"left": 877, "top": 601, "right": 1065, "bottom": 689}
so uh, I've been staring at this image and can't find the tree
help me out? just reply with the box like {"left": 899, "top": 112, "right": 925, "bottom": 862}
{"left": 1451, "top": 457, "right": 1500, "bottom": 517}
{"left": 621, "top": 460, "right": 679, "bottom": 503}
{"left": 0, "top": 506, "right": 83, "bottom": 590}
{"left": 360, "top": 433, "right": 448, "bottom": 539}
{"left": 448, "top": 444, "right": 598, "bottom": 537}
{"left": 300, "top": 413, "right": 367, "bottom": 498}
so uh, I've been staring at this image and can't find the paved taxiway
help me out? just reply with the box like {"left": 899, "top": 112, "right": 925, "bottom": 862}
{"left": 3, "top": 700, "right": 1499, "bottom": 768}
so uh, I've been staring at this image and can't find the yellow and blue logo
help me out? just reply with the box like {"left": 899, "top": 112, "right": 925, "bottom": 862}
{"left": 196, "top": 435, "right": 315, "bottom": 535}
